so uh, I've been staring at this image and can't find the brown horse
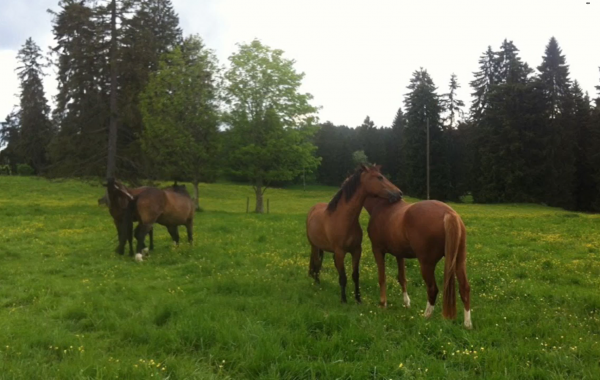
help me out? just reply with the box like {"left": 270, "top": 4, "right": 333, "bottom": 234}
{"left": 124, "top": 182, "right": 195, "bottom": 259}
{"left": 106, "top": 178, "right": 154, "bottom": 256}
{"left": 306, "top": 164, "right": 403, "bottom": 303}
{"left": 363, "top": 195, "right": 472, "bottom": 329}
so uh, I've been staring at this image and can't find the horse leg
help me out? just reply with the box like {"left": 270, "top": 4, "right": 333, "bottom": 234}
{"left": 135, "top": 223, "right": 152, "bottom": 255}
{"left": 308, "top": 245, "right": 323, "bottom": 284}
{"left": 333, "top": 249, "right": 347, "bottom": 303}
{"left": 167, "top": 226, "right": 180, "bottom": 246}
{"left": 185, "top": 220, "right": 193, "bottom": 244}
{"left": 396, "top": 256, "right": 410, "bottom": 308}
{"left": 373, "top": 248, "right": 387, "bottom": 307}
{"left": 351, "top": 247, "right": 362, "bottom": 304}
{"left": 114, "top": 220, "right": 125, "bottom": 255}
{"left": 420, "top": 262, "right": 439, "bottom": 318}
{"left": 456, "top": 252, "right": 472, "bottom": 329}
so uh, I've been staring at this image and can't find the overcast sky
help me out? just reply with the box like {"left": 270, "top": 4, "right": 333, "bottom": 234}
{"left": 1, "top": 0, "right": 599, "bottom": 128}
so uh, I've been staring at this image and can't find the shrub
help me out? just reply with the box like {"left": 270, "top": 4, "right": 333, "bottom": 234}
{"left": 17, "top": 164, "right": 35, "bottom": 176}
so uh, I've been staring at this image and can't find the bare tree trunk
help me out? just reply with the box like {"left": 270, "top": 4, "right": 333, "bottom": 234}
{"left": 106, "top": 0, "right": 118, "bottom": 179}
{"left": 193, "top": 179, "right": 200, "bottom": 211}
{"left": 254, "top": 178, "right": 264, "bottom": 213}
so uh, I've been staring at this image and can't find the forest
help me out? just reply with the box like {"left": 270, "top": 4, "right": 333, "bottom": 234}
{"left": 2, "top": 0, "right": 600, "bottom": 212}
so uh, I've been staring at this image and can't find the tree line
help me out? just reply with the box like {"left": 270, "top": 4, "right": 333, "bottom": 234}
{"left": 1, "top": 0, "right": 600, "bottom": 212}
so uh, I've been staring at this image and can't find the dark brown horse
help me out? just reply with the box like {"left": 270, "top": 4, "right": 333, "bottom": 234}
{"left": 306, "top": 164, "right": 403, "bottom": 303}
{"left": 124, "top": 182, "right": 195, "bottom": 259}
{"left": 106, "top": 178, "right": 154, "bottom": 256}
{"left": 364, "top": 195, "right": 472, "bottom": 329}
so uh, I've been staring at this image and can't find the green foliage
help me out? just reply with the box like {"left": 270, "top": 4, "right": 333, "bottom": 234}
{"left": 0, "top": 164, "right": 12, "bottom": 175}
{"left": 351, "top": 150, "right": 368, "bottom": 166}
{"left": 223, "top": 39, "right": 320, "bottom": 212}
{"left": 2, "top": 176, "right": 600, "bottom": 379}
{"left": 16, "top": 163, "right": 35, "bottom": 176}
{"left": 139, "top": 35, "right": 220, "bottom": 184}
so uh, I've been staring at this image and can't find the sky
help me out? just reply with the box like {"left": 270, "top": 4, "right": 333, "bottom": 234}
{"left": 1, "top": 0, "right": 599, "bottom": 129}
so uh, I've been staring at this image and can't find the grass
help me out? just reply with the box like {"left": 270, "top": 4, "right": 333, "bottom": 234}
{"left": 0, "top": 176, "right": 599, "bottom": 379}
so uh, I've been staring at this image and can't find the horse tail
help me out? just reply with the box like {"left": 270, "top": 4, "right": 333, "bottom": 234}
{"left": 442, "top": 212, "right": 461, "bottom": 320}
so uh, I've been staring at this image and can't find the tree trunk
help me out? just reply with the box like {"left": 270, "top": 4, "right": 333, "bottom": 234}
{"left": 106, "top": 0, "right": 118, "bottom": 179}
{"left": 254, "top": 178, "right": 264, "bottom": 213}
{"left": 193, "top": 179, "right": 200, "bottom": 211}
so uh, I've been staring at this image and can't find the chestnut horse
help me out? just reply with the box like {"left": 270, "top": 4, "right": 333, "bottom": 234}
{"left": 306, "top": 164, "right": 403, "bottom": 303}
{"left": 123, "top": 182, "right": 195, "bottom": 259}
{"left": 106, "top": 178, "right": 154, "bottom": 256}
{"left": 363, "top": 196, "right": 472, "bottom": 329}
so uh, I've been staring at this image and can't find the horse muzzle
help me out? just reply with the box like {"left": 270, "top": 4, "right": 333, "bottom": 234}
{"left": 387, "top": 190, "right": 403, "bottom": 203}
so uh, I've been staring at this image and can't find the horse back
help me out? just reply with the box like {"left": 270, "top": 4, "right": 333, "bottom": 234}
{"left": 158, "top": 190, "right": 195, "bottom": 225}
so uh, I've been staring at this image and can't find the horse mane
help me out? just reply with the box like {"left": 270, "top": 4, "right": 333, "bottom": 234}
{"left": 326, "top": 167, "right": 364, "bottom": 212}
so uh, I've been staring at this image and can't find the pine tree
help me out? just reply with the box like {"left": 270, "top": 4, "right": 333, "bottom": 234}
{"left": 402, "top": 68, "right": 448, "bottom": 200}
{"left": 385, "top": 107, "right": 405, "bottom": 184}
{"left": 536, "top": 37, "right": 576, "bottom": 209}
{"left": 570, "top": 82, "right": 595, "bottom": 210}
{"left": 469, "top": 46, "right": 497, "bottom": 120}
{"left": 16, "top": 38, "right": 53, "bottom": 174}
{"left": 441, "top": 73, "right": 465, "bottom": 130}
{"left": 47, "top": 0, "right": 111, "bottom": 177}
{"left": 0, "top": 111, "right": 21, "bottom": 171}
{"left": 119, "top": 0, "right": 182, "bottom": 176}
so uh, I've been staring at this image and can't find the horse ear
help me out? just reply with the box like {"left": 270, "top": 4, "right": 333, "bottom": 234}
{"left": 374, "top": 164, "right": 382, "bottom": 172}
{"left": 360, "top": 163, "right": 369, "bottom": 171}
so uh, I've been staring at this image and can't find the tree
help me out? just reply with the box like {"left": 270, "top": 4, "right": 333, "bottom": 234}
{"left": 223, "top": 39, "right": 320, "bottom": 213}
{"left": 0, "top": 111, "right": 21, "bottom": 171}
{"left": 469, "top": 46, "right": 497, "bottom": 120}
{"left": 536, "top": 37, "right": 576, "bottom": 209}
{"left": 139, "top": 35, "right": 220, "bottom": 210}
{"left": 47, "top": 0, "right": 111, "bottom": 177}
{"left": 441, "top": 73, "right": 465, "bottom": 129}
{"left": 352, "top": 150, "right": 369, "bottom": 166}
{"left": 385, "top": 107, "right": 405, "bottom": 184}
{"left": 15, "top": 37, "right": 53, "bottom": 174}
{"left": 402, "top": 68, "right": 448, "bottom": 200}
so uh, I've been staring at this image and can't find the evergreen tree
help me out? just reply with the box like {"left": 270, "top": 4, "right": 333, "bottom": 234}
{"left": 536, "top": 37, "right": 576, "bottom": 209}
{"left": 402, "top": 68, "right": 448, "bottom": 200}
{"left": 119, "top": 0, "right": 182, "bottom": 176}
{"left": 47, "top": 0, "right": 111, "bottom": 177}
{"left": 570, "top": 82, "right": 595, "bottom": 210}
{"left": 385, "top": 107, "right": 405, "bottom": 184}
{"left": 0, "top": 111, "right": 21, "bottom": 171}
{"left": 15, "top": 38, "right": 53, "bottom": 174}
{"left": 441, "top": 73, "right": 465, "bottom": 129}
{"left": 469, "top": 46, "right": 497, "bottom": 120}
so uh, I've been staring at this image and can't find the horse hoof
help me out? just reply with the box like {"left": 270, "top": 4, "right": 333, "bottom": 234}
{"left": 135, "top": 253, "right": 144, "bottom": 262}
{"left": 403, "top": 292, "right": 411, "bottom": 308}
{"left": 379, "top": 301, "right": 387, "bottom": 308}
{"left": 424, "top": 302, "right": 434, "bottom": 318}
{"left": 464, "top": 321, "right": 473, "bottom": 329}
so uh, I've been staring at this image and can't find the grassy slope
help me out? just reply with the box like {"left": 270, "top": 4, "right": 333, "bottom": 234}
{"left": 0, "top": 176, "right": 599, "bottom": 379}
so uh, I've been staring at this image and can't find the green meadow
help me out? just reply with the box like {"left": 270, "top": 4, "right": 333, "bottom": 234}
{"left": 0, "top": 176, "right": 599, "bottom": 379}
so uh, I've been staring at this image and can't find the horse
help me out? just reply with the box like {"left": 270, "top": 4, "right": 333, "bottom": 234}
{"left": 123, "top": 181, "right": 195, "bottom": 258}
{"left": 363, "top": 195, "right": 472, "bottom": 329}
{"left": 106, "top": 178, "right": 154, "bottom": 256}
{"left": 306, "top": 164, "right": 403, "bottom": 303}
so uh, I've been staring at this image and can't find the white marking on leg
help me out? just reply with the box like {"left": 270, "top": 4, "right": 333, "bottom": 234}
{"left": 464, "top": 309, "right": 472, "bottom": 329}
{"left": 142, "top": 247, "right": 149, "bottom": 257}
{"left": 403, "top": 292, "right": 411, "bottom": 308}
{"left": 424, "top": 302, "right": 434, "bottom": 318}
{"left": 135, "top": 253, "right": 144, "bottom": 262}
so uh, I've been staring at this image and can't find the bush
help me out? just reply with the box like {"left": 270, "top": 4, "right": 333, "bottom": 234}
{"left": 17, "top": 164, "right": 35, "bottom": 176}
{"left": 0, "top": 165, "right": 11, "bottom": 175}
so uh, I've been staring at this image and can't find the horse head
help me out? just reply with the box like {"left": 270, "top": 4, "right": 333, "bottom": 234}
{"left": 359, "top": 164, "right": 403, "bottom": 203}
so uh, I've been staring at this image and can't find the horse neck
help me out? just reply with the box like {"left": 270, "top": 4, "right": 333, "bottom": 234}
{"left": 363, "top": 196, "right": 388, "bottom": 215}
{"left": 336, "top": 186, "right": 368, "bottom": 223}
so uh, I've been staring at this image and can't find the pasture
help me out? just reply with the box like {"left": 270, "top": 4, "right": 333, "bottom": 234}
{"left": 0, "top": 176, "right": 599, "bottom": 379}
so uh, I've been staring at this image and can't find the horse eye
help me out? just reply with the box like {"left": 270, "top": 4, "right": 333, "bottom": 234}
{"left": 378, "top": 175, "right": 383, "bottom": 180}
